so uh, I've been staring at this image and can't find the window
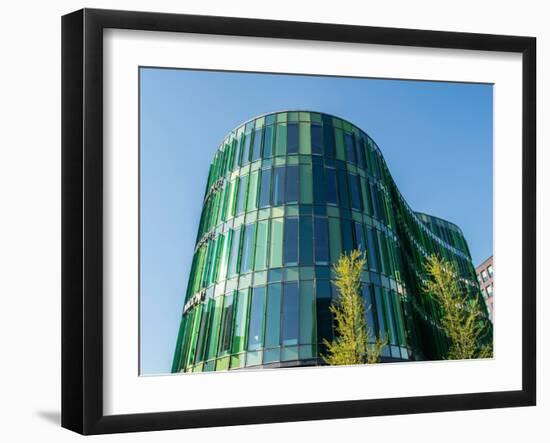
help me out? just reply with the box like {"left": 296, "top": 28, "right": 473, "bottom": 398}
{"left": 272, "top": 166, "right": 285, "bottom": 206}
{"left": 299, "top": 216, "right": 313, "bottom": 265}
{"left": 227, "top": 227, "right": 241, "bottom": 277}
{"left": 236, "top": 175, "right": 248, "bottom": 215}
{"left": 287, "top": 123, "right": 299, "bottom": 154}
{"left": 481, "top": 270, "right": 488, "bottom": 282}
{"left": 355, "top": 136, "right": 366, "bottom": 169}
{"left": 284, "top": 218, "right": 299, "bottom": 265}
{"left": 341, "top": 219, "right": 354, "bottom": 253}
{"left": 269, "top": 218, "right": 284, "bottom": 268}
{"left": 205, "top": 296, "right": 223, "bottom": 360}
{"left": 299, "top": 164, "right": 313, "bottom": 204}
{"left": 263, "top": 125, "right": 274, "bottom": 158}
{"left": 231, "top": 289, "right": 250, "bottom": 354}
{"left": 254, "top": 220, "right": 269, "bottom": 270}
{"left": 282, "top": 282, "right": 299, "bottom": 346}
{"left": 366, "top": 227, "right": 379, "bottom": 271}
{"left": 242, "top": 132, "right": 252, "bottom": 166}
{"left": 312, "top": 164, "right": 326, "bottom": 205}
{"left": 246, "top": 170, "right": 259, "bottom": 211}
{"left": 265, "top": 283, "right": 282, "bottom": 348}
{"left": 362, "top": 284, "right": 376, "bottom": 340}
{"left": 344, "top": 133, "right": 356, "bottom": 164}
{"left": 240, "top": 223, "right": 256, "bottom": 273}
{"left": 259, "top": 168, "right": 271, "bottom": 208}
{"left": 275, "top": 124, "right": 287, "bottom": 156}
{"left": 299, "top": 281, "right": 316, "bottom": 345}
{"left": 328, "top": 217, "right": 342, "bottom": 265}
{"left": 285, "top": 165, "right": 299, "bottom": 203}
{"left": 488, "top": 264, "right": 493, "bottom": 277}
{"left": 337, "top": 169, "right": 350, "bottom": 209}
{"left": 325, "top": 168, "right": 338, "bottom": 205}
{"left": 316, "top": 280, "right": 333, "bottom": 345}
{"left": 323, "top": 122, "right": 336, "bottom": 158}
{"left": 232, "top": 137, "right": 242, "bottom": 169}
{"left": 247, "top": 287, "right": 266, "bottom": 351}
{"left": 354, "top": 221, "right": 366, "bottom": 253}
{"left": 218, "top": 293, "right": 234, "bottom": 356}
{"left": 314, "top": 217, "right": 329, "bottom": 263}
{"left": 311, "top": 123, "right": 323, "bottom": 155}
{"left": 487, "top": 284, "right": 493, "bottom": 296}
{"left": 251, "top": 128, "right": 262, "bottom": 161}
{"left": 349, "top": 174, "right": 363, "bottom": 211}
{"left": 373, "top": 285, "right": 387, "bottom": 340}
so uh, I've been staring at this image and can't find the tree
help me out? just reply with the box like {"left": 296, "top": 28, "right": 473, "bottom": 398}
{"left": 322, "top": 249, "right": 386, "bottom": 366}
{"left": 422, "top": 254, "right": 493, "bottom": 360}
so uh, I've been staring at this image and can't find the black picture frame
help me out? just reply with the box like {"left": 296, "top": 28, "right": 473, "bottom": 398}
{"left": 61, "top": 8, "right": 536, "bottom": 435}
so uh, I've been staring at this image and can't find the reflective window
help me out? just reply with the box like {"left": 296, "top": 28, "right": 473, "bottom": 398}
{"left": 247, "top": 170, "right": 259, "bottom": 211}
{"left": 275, "top": 124, "right": 287, "bottom": 156}
{"left": 265, "top": 283, "right": 282, "bottom": 348}
{"left": 325, "top": 168, "right": 338, "bottom": 205}
{"left": 488, "top": 264, "right": 493, "bottom": 277}
{"left": 356, "top": 136, "right": 366, "bottom": 169}
{"left": 349, "top": 174, "right": 362, "bottom": 211}
{"left": 373, "top": 285, "right": 387, "bottom": 340}
{"left": 362, "top": 284, "right": 376, "bottom": 341}
{"left": 284, "top": 218, "right": 299, "bottom": 265}
{"left": 287, "top": 123, "right": 299, "bottom": 154}
{"left": 242, "top": 132, "right": 252, "bottom": 166}
{"left": 481, "top": 270, "right": 488, "bottom": 282}
{"left": 300, "top": 164, "right": 313, "bottom": 204}
{"left": 354, "top": 221, "right": 366, "bottom": 254}
{"left": 285, "top": 165, "right": 299, "bottom": 203}
{"left": 272, "top": 166, "right": 285, "bottom": 206}
{"left": 344, "top": 133, "right": 356, "bottom": 164}
{"left": 251, "top": 128, "right": 262, "bottom": 161}
{"left": 313, "top": 164, "right": 326, "bottom": 205}
{"left": 248, "top": 287, "right": 266, "bottom": 351}
{"left": 232, "top": 137, "right": 242, "bottom": 169}
{"left": 254, "top": 220, "right": 268, "bottom": 270}
{"left": 282, "top": 282, "right": 299, "bottom": 346}
{"left": 299, "top": 281, "right": 316, "bottom": 345}
{"left": 269, "top": 218, "right": 284, "bottom": 268}
{"left": 316, "top": 279, "right": 333, "bottom": 346}
{"left": 366, "top": 227, "right": 379, "bottom": 272}
{"left": 231, "top": 289, "right": 250, "bottom": 354}
{"left": 341, "top": 219, "right": 354, "bottom": 254}
{"left": 337, "top": 169, "right": 350, "bottom": 209}
{"left": 314, "top": 217, "right": 329, "bottom": 263}
{"left": 227, "top": 227, "right": 241, "bottom": 277}
{"left": 218, "top": 293, "right": 234, "bottom": 356}
{"left": 236, "top": 175, "right": 248, "bottom": 215}
{"left": 263, "top": 125, "right": 274, "bottom": 158}
{"left": 259, "top": 168, "right": 271, "bottom": 208}
{"left": 205, "top": 296, "right": 223, "bottom": 360}
{"left": 328, "top": 217, "right": 342, "bottom": 264}
{"left": 311, "top": 123, "right": 323, "bottom": 155}
{"left": 323, "top": 122, "right": 336, "bottom": 158}
{"left": 487, "top": 284, "right": 493, "bottom": 295}
{"left": 240, "top": 223, "right": 256, "bottom": 273}
{"left": 194, "top": 300, "right": 211, "bottom": 363}
{"left": 299, "top": 216, "right": 313, "bottom": 265}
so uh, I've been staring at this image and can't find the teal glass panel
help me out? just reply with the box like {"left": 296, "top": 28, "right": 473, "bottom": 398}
{"left": 285, "top": 165, "right": 299, "bottom": 203}
{"left": 227, "top": 227, "right": 241, "bottom": 278}
{"left": 287, "top": 123, "right": 299, "bottom": 154}
{"left": 282, "top": 282, "right": 299, "bottom": 346}
{"left": 284, "top": 217, "right": 298, "bottom": 265}
{"left": 247, "top": 286, "right": 266, "bottom": 351}
{"left": 231, "top": 289, "right": 250, "bottom": 354}
{"left": 299, "top": 164, "right": 313, "bottom": 204}
{"left": 259, "top": 168, "right": 271, "bottom": 208}
{"left": 252, "top": 128, "right": 262, "bottom": 161}
{"left": 299, "top": 216, "right": 313, "bottom": 265}
{"left": 328, "top": 217, "right": 342, "bottom": 264}
{"left": 236, "top": 175, "right": 248, "bottom": 215}
{"left": 265, "top": 283, "right": 282, "bottom": 348}
{"left": 254, "top": 220, "right": 269, "bottom": 271}
{"left": 275, "top": 124, "right": 287, "bottom": 156}
{"left": 246, "top": 170, "right": 259, "bottom": 211}
{"left": 299, "top": 281, "right": 315, "bottom": 344}
{"left": 269, "top": 218, "right": 284, "bottom": 268}
{"left": 299, "top": 122, "right": 311, "bottom": 155}
{"left": 240, "top": 223, "right": 256, "bottom": 273}
{"left": 272, "top": 166, "right": 285, "bottom": 206}
{"left": 263, "top": 125, "right": 274, "bottom": 158}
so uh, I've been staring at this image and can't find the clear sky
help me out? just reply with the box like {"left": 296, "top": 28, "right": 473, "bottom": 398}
{"left": 140, "top": 67, "right": 493, "bottom": 375}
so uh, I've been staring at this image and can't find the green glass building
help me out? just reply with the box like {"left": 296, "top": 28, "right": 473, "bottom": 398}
{"left": 171, "top": 110, "right": 490, "bottom": 373}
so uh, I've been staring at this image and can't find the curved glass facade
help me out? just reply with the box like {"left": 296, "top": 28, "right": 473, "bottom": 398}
{"left": 172, "top": 110, "right": 490, "bottom": 373}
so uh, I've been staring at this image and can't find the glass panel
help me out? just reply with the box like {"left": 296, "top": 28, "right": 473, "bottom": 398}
{"left": 312, "top": 164, "right": 326, "bottom": 205}
{"left": 328, "top": 217, "right": 342, "bottom": 264}
{"left": 254, "top": 220, "right": 269, "bottom": 271}
{"left": 354, "top": 221, "right": 366, "bottom": 255}
{"left": 299, "top": 122, "right": 311, "bottom": 155}
{"left": 233, "top": 136, "right": 242, "bottom": 169}
{"left": 248, "top": 287, "right": 266, "bottom": 351}
{"left": 316, "top": 279, "right": 333, "bottom": 346}
{"left": 287, "top": 123, "right": 299, "bottom": 154}
{"left": 218, "top": 293, "right": 234, "bottom": 356}
{"left": 275, "top": 123, "right": 287, "bottom": 156}
{"left": 231, "top": 289, "right": 250, "bottom": 354}
{"left": 236, "top": 175, "right": 248, "bottom": 215}
{"left": 349, "top": 174, "right": 363, "bottom": 211}
{"left": 323, "top": 121, "right": 335, "bottom": 158}
{"left": 325, "top": 168, "right": 338, "bottom": 205}
{"left": 299, "top": 281, "right": 316, "bottom": 344}
{"left": 344, "top": 133, "right": 356, "bottom": 164}
{"left": 366, "top": 227, "right": 379, "bottom": 272}
{"left": 299, "top": 164, "right": 313, "bottom": 204}
{"left": 282, "top": 282, "right": 299, "bottom": 346}
{"left": 263, "top": 125, "right": 274, "bottom": 158}
{"left": 285, "top": 165, "right": 299, "bottom": 203}
{"left": 382, "top": 287, "right": 397, "bottom": 345}
{"left": 373, "top": 285, "right": 387, "bottom": 340}
{"left": 311, "top": 123, "right": 323, "bottom": 155}
{"left": 272, "top": 166, "right": 285, "bottom": 206}
{"left": 227, "top": 227, "right": 241, "bottom": 278}
{"left": 299, "top": 216, "right": 313, "bottom": 265}
{"left": 242, "top": 131, "right": 252, "bottom": 165}
{"left": 246, "top": 170, "right": 259, "bottom": 211}
{"left": 194, "top": 300, "right": 211, "bottom": 363}
{"left": 334, "top": 128, "right": 345, "bottom": 160}
{"left": 269, "top": 218, "right": 284, "bottom": 268}
{"left": 314, "top": 216, "right": 329, "bottom": 263}
{"left": 362, "top": 284, "right": 376, "bottom": 341}
{"left": 341, "top": 219, "right": 354, "bottom": 253}
{"left": 252, "top": 128, "right": 262, "bottom": 161}
{"left": 265, "top": 283, "right": 282, "bottom": 348}
{"left": 205, "top": 296, "right": 223, "bottom": 360}
{"left": 337, "top": 169, "right": 350, "bottom": 209}
{"left": 259, "top": 168, "right": 271, "bottom": 208}
{"left": 240, "top": 223, "right": 256, "bottom": 273}
{"left": 284, "top": 217, "right": 299, "bottom": 265}
{"left": 356, "top": 135, "right": 366, "bottom": 169}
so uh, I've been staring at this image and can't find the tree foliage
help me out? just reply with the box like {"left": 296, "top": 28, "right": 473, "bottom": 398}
{"left": 322, "top": 250, "right": 386, "bottom": 366}
{"left": 423, "top": 254, "right": 493, "bottom": 360}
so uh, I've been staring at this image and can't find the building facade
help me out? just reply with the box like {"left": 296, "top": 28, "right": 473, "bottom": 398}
{"left": 172, "top": 110, "right": 490, "bottom": 373}
{"left": 476, "top": 256, "right": 494, "bottom": 322}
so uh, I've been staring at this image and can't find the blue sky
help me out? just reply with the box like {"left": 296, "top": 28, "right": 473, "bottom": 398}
{"left": 140, "top": 68, "right": 493, "bottom": 375}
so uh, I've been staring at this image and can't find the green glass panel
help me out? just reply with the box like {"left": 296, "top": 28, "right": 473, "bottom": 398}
{"left": 298, "top": 123, "right": 311, "bottom": 155}
{"left": 193, "top": 301, "right": 211, "bottom": 364}
{"left": 226, "top": 179, "right": 237, "bottom": 219}
{"left": 246, "top": 351, "right": 263, "bottom": 366}
{"left": 246, "top": 170, "right": 259, "bottom": 211}
{"left": 269, "top": 218, "right": 284, "bottom": 268}
{"left": 275, "top": 124, "right": 287, "bottom": 156}
{"left": 299, "top": 216, "right": 313, "bottom": 265}
{"left": 299, "top": 281, "right": 316, "bottom": 345}
{"left": 231, "top": 289, "right": 250, "bottom": 354}
{"left": 299, "top": 164, "right": 313, "bottom": 204}
{"left": 254, "top": 220, "right": 269, "bottom": 270}
{"left": 216, "top": 356, "right": 230, "bottom": 371}
{"left": 265, "top": 283, "right": 282, "bottom": 348}
{"left": 382, "top": 287, "right": 398, "bottom": 345}
{"left": 205, "top": 296, "right": 223, "bottom": 360}
{"left": 218, "top": 292, "right": 234, "bottom": 356}
{"left": 334, "top": 128, "right": 346, "bottom": 160}
{"left": 328, "top": 218, "right": 342, "bottom": 265}
{"left": 247, "top": 286, "right": 266, "bottom": 351}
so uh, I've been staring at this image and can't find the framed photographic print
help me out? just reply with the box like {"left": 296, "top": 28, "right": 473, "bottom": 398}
{"left": 61, "top": 8, "right": 536, "bottom": 435}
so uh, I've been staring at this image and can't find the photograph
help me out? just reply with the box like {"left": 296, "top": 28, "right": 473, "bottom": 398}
{"left": 139, "top": 68, "right": 494, "bottom": 375}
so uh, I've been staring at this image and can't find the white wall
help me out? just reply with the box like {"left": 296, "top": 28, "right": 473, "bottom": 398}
{"left": 0, "top": 0, "right": 546, "bottom": 441}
